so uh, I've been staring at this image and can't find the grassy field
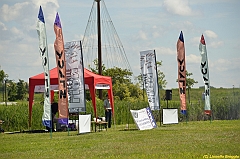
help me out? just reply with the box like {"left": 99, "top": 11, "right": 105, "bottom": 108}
{"left": 0, "top": 120, "right": 239, "bottom": 159}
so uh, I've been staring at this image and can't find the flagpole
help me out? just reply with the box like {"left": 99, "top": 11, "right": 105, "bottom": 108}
{"left": 50, "top": 128, "right": 52, "bottom": 138}
{"left": 128, "top": 103, "right": 130, "bottom": 130}
{"left": 80, "top": 40, "right": 88, "bottom": 132}
{"left": 154, "top": 50, "right": 161, "bottom": 126}
{"left": 210, "top": 112, "right": 212, "bottom": 123}
{"left": 186, "top": 112, "right": 188, "bottom": 124}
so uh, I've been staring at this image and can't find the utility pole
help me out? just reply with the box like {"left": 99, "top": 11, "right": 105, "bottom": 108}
{"left": 96, "top": 0, "right": 103, "bottom": 99}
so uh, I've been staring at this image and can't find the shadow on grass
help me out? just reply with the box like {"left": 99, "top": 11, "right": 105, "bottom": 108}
{"left": 4, "top": 129, "right": 77, "bottom": 134}
{"left": 119, "top": 128, "right": 139, "bottom": 131}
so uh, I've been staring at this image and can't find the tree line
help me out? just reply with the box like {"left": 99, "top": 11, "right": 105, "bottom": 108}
{"left": 0, "top": 67, "right": 28, "bottom": 102}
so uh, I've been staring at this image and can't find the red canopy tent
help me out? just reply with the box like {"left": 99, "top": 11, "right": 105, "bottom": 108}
{"left": 28, "top": 67, "right": 114, "bottom": 127}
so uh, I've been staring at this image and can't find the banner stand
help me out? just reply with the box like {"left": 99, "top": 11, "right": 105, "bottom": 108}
{"left": 159, "top": 109, "right": 161, "bottom": 127}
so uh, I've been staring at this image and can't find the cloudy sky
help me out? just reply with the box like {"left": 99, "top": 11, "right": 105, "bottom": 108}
{"left": 0, "top": 0, "right": 239, "bottom": 89}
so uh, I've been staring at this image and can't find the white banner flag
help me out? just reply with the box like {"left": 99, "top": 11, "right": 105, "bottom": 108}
{"left": 65, "top": 41, "right": 86, "bottom": 112}
{"left": 140, "top": 50, "right": 160, "bottom": 110}
{"left": 130, "top": 107, "right": 157, "bottom": 130}
{"left": 199, "top": 35, "right": 211, "bottom": 115}
{"left": 36, "top": 6, "right": 51, "bottom": 128}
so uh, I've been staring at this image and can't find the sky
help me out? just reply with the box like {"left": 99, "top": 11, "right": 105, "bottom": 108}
{"left": 0, "top": 0, "right": 240, "bottom": 89}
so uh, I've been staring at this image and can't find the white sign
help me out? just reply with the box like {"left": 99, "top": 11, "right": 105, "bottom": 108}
{"left": 130, "top": 107, "right": 157, "bottom": 130}
{"left": 78, "top": 114, "right": 91, "bottom": 134}
{"left": 162, "top": 109, "right": 178, "bottom": 124}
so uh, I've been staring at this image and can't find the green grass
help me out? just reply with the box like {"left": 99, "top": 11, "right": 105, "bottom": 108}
{"left": 0, "top": 120, "right": 239, "bottom": 159}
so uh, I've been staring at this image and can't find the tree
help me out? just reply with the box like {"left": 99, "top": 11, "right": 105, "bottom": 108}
{"left": 88, "top": 59, "right": 106, "bottom": 74}
{"left": 104, "top": 67, "right": 132, "bottom": 85}
{"left": 0, "top": 67, "right": 28, "bottom": 102}
{"left": 89, "top": 59, "right": 132, "bottom": 85}
{"left": 16, "top": 79, "right": 28, "bottom": 100}
{"left": 7, "top": 80, "right": 17, "bottom": 101}
{"left": 176, "top": 70, "right": 198, "bottom": 103}
{"left": 112, "top": 80, "right": 143, "bottom": 100}
{"left": 0, "top": 68, "right": 8, "bottom": 87}
{"left": 0, "top": 70, "right": 5, "bottom": 83}
{"left": 186, "top": 71, "right": 198, "bottom": 103}
{"left": 0, "top": 67, "right": 8, "bottom": 102}
{"left": 88, "top": 59, "right": 143, "bottom": 100}
{"left": 101, "top": 67, "right": 139, "bottom": 100}
{"left": 7, "top": 79, "right": 28, "bottom": 101}
{"left": 156, "top": 61, "right": 167, "bottom": 89}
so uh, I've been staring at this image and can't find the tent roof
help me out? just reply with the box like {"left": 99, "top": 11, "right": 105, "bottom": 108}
{"left": 29, "top": 67, "right": 112, "bottom": 85}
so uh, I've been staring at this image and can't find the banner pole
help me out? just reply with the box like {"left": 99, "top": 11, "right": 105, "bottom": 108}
{"left": 128, "top": 103, "right": 130, "bottom": 130}
{"left": 159, "top": 109, "right": 161, "bottom": 127}
{"left": 50, "top": 99, "right": 52, "bottom": 139}
{"left": 50, "top": 126, "right": 52, "bottom": 139}
{"left": 153, "top": 50, "right": 161, "bottom": 127}
{"left": 210, "top": 113, "right": 212, "bottom": 123}
{"left": 186, "top": 111, "right": 188, "bottom": 124}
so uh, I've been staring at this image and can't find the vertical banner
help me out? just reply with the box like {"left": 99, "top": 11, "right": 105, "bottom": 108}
{"left": 54, "top": 13, "right": 68, "bottom": 125}
{"left": 140, "top": 50, "right": 160, "bottom": 110}
{"left": 199, "top": 34, "right": 211, "bottom": 115}
{"left": 177, "top": 31, "right": 187, "bottom": 115}
{"left": 36, "top": 6, "right": 51, "bottom": 128}
{"left": 65, "top": 41, "right": 86, "bottom": 112}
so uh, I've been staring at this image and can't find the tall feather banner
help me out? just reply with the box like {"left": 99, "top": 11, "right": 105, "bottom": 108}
{"left": 54, "top": 12, "right": 68, "bottom": 125}
{"left": 140, "top": 50, "right": 160, "bottom": 110}
{"left": 36, "top": 6, "right": 51, "bottom": 128}
{"left": 177, "top": 31, "right": 187, "bottom": 115}
{"left": 199, "top": 34, "right": 211, "bottom": 115}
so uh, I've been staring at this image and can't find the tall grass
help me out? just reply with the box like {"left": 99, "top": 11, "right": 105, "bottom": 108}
{"left": 0, "top": 88, "right": 239, "bottom": 132}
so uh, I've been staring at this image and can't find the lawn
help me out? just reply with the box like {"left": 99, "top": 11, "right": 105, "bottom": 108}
{"left": 0, "top": 120, "right": 239, "bottom": 159}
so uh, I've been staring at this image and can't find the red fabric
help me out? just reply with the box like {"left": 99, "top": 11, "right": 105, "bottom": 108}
{"left": 204, "top": 110, "right": 211, "bottom": 115}
{"left": 28, "top": 67, "right": 114, "bottom": 127}
{"left": 51, "top": 90, "right": 54, "bottom": 103}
